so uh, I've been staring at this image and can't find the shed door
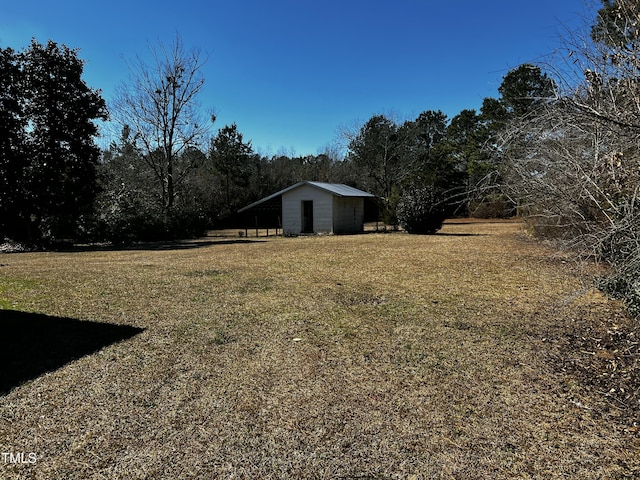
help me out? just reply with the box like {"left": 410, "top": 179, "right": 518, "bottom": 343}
{"left": 301, "top": 200, "right": 314, "bottom": 233}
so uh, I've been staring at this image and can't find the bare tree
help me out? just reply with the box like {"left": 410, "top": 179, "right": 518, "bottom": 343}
{"left": 112, "top": 35, "right": 214, "bottom": 218}
{"left": 502, "top": 0, "right": 640, "bottom": 314}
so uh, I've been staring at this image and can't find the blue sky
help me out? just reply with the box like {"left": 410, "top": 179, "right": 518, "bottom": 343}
{"left": 1, "top": 0, "right": 591, "bottom": 156}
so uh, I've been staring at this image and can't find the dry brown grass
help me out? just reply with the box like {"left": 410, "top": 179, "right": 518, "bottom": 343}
{"left": 1, "top": 219, "right": 639, "bottom": 479}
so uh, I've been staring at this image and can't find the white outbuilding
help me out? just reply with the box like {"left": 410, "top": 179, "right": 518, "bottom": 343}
{"left": 238, "top": 181, "right": 376, "bottom": 235}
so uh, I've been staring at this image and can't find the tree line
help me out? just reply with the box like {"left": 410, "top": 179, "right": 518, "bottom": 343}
{"left": 2, "top": 34, "right": 551, "bottom": 245}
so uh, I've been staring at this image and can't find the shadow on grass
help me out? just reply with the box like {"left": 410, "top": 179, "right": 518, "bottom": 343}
{"left": 0, "top": 310, "right": 144, "bottom": 395}
{"left": 122, "top": 239, "right": 265, "bottom": 251}
{"left": 42, "top": 238, "right": 266, "bottom": 253}
{"left": 436, "top": 232, "right": 488, "bottom": 237}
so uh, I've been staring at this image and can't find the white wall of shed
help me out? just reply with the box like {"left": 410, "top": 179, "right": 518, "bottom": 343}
{"left": 282, "top": 185, "right": 334, "bottom": 234}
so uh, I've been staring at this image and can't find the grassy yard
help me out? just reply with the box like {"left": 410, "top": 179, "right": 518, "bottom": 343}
{"left": 1, "top": 219, "right": 639, "bottom": 479}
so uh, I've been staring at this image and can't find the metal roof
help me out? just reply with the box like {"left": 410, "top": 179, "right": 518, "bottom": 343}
{"left": 238, "top": 181, "right": 375, "bottom": 213}
{"left": 305, "top": 182, "right": 376, "bottom": 198}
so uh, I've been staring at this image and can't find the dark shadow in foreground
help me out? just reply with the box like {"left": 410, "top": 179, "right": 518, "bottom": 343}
{"left": 0, "top": 310, "right": 144, "bottom": 395}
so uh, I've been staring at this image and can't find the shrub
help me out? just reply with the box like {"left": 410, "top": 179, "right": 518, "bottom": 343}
{"left": 598, "top": 272, "right": 640, "bottom": 319}
{"left": 92, "top": 186, "right": 209, "bottom": 245}
{"left": 396, "top": 186, "right": 446, "bottom": 234}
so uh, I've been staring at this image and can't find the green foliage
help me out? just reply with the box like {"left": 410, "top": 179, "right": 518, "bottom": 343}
{"left": 346, "top": 114, "right": 401, "bottom": 199}
{"left": 474, "top": 64, "right": 556, "bottom": 218}
{"left": 210, "top": 123, "right": 254, "bottom": 216}
{"left": 346, "top": 109, "right": 479, "bottom": 223}
{"left": 398, "top": 110, "right": 451, "bottom": 188}
{"left": 396, "top": 185, "right": 446, "bottom": 234}
{"left": 0, "top": 47, "right": 26, "bottom": 240}
{"left": 0, "top": 40, "right": 107, "bottom": 244}
{"left": 497, "top": 64, "right": 556, "bottom": 117}
{"left": 24, "top": 40, "right": 107, "bottom": 238}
